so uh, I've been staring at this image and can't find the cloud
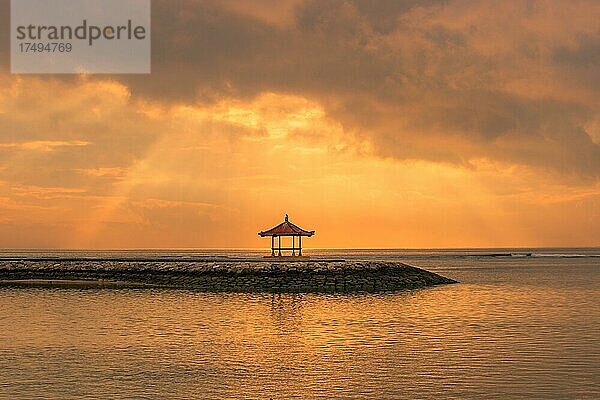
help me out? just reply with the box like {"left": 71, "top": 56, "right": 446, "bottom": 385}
{"left": 110, "top": 0, "right": 600, "bottom": 178}
{"left": 0, "top": 76, "right": 163, "bottom": 191}
{"left": 2, "top": 1, "right": 597, "bottom": 178}
{"left": 0, "top": 140, "right": 90, "bottom": 152}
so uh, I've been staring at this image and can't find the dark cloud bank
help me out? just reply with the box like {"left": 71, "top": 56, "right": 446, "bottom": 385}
{"left": 2, "top": 0, "right": 599, "bottom": 179}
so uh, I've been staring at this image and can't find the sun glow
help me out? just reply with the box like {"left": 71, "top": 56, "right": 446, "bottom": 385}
{"left": 0, "top": 60, "right": 598, "bottom": 248}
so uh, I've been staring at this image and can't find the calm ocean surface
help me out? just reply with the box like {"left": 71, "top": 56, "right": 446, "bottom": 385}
{"left": 0, "top": 248, "right": 598, "bottom": 399}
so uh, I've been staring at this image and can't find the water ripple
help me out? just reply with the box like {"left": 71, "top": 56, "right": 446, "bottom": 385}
{"left": 0, "top": 252, "right": 598, "bottom": 399}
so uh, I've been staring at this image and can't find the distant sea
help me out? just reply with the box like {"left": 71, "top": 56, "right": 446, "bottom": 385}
{"left": 0, "top": 248, "right": 598, "bottom": 399}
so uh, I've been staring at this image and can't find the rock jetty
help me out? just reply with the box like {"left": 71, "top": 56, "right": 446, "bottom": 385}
{"left": 0, "top": 259, "right": 457, "bottom": 293}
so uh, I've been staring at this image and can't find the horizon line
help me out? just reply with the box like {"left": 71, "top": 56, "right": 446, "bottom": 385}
{"left": 1, "top": 246, "right": 598, "bottom": 251}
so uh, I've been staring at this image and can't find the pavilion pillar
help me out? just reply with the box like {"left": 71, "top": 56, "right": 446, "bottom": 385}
{"left": 292, "top": 235, "right": 295, "bottom": 256}
{"left": 278, "top": 235, "right": 281, "bottom": 256}
{"left": 299, "top": 236, "right": 302, "bottom": 256}
{"left": 271, "top": 236, "right": 275, "bottom": 256}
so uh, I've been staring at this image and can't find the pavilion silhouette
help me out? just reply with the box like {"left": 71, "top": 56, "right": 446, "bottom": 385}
{"left": 258, "top": 214, "right": 315, "bottom": 256}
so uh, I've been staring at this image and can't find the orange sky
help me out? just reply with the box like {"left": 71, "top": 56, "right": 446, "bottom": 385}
{"left": 0, "top": 0, "right": 598, "bottom": 248}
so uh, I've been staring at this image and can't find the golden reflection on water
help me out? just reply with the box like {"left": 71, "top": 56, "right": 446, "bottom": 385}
{"left": 0, "top": 257, "right": 599, "bottom": 399}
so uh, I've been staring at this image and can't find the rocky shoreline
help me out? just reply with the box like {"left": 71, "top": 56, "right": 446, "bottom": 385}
{"left": 0, "top": 259, "right": 457, "bottom": 293}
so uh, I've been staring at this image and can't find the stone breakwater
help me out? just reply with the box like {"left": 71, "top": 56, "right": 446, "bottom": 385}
{"left": 0, "top": 260, "right": 457, "bottom": 293}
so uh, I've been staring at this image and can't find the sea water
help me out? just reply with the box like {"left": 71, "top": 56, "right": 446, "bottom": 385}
{"left": 0, "top": 248, "right": 598, "bottom": 399}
